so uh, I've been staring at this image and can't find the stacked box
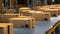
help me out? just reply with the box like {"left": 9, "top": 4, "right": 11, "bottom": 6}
{"left": 33, "top": 11, "right": 51, "bottom": 21}
{"left": 58, "top": 11, "right": 60, "bottom": 15}
{"left": 0, "top": 23, "right": 13, "bottom": 34}
{"left": 43, "top": 9, "right": 58, "bottom": 17}
{"left": 19, "top": 7, "right": 31, "bottom": 15}
{"left": 11, "top": 20, "right": 26, "bottom": 28}
{"left": 9, "top": 17, "right": 35, "bottom": 29}
{"left": 5, "top": 9, "right": 14, "bottom": 14}
{"left": 1, "top": 14, "right": 19, "bottom": 23}
{"left": 0, "top": 14, "right": 1, "bottom": 19}
{"left": 19, "top": 10, "right": 51, "bottom": 21}
{"left": 55, "top": 7, "right": 60, "bottom": 15}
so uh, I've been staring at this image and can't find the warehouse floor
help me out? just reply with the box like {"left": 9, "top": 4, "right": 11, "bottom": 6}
{"left": 14, "top": 15, "right": 60, "bottom": 34}
{"left": 0, "top": 15, "right": 60, "bottom": 34}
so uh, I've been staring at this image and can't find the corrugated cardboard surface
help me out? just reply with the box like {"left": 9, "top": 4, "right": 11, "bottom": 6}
{"left": 58, "top": 11, "right": 60, "bottom": 15}
{"left": 1, "top": 14, "right": 19, "bottom": 23}
{"left": 19, "top": 7, "right": 30, "bottom": 14}
{"left": 0, "top": 28, "right": 3, "bottom": 34}
{"left": 11, "top": 20, "right": 26, "bottom": 28}
{"left": 44, "top": 11, "right": 58, "bottom": 17}
{"left": 5, "top": 9, "right": 14, "bottom": 14}
{"left": 2, "top": 9, "right": 14, "bottom": 14}
{"left": 33, "top": 13, "right": 50, "bottom": 21}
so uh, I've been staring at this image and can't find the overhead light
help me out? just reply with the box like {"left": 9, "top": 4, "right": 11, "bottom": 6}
{"left": 52, "top": 0, "right": 55, "bottom": 2}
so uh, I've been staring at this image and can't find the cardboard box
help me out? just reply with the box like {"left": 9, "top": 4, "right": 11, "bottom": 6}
{"left": 33, "top": 12, "right": 51, "bottom": 21}
{"left": 11, "top": 20, "right": 25, "bottom": 28}
{"left": 0, "top": 23, "right": 13, "bottom": 34}
{"left": 5, "top": 9, "right": 14, "bottom": 14}
{"left": 0, "top": 14, "right": 2, "bottom": 22}
{"left": 1, "top": 14, "right": 20, "bottom": 23}
{"left": 43, "top": 9, "right": 58, "bottom": 17}
{"left": 58, "top": 11, "right": 60, "bottom": 15}
{"left": 19, "top": 10, "right": 51, "bottom": 21}
{"left": 19, "top": 7, "right": 30, "bottom": 14}
{"left": 9, "top": 17, "right": 35, "bottom": 29}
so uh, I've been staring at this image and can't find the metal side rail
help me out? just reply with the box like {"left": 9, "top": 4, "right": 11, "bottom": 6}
{"left": 46, "top": 20, "right": 60, "bottom": 34}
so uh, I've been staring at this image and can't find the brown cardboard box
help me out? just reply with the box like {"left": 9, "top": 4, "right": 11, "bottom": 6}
{"left": 5, "top": 9, "right": 14, "bottom": 14}
{"left": 35, "top": 8, "right": 58, "bottom": 17}
{"left": 33, "top": 12, "right": 51, "bottom": 21}
{"left": 49, "top": 7, "right": 60, "bottom": 15}
{"left": 55, "top": 7, "right": 60, "bottom": 15}
{"left": 43, "top": 9, "right": 58, "bottom": 17}
{"left": 0, "top": 14, "right": 2, "bottom": 22}
{"left": 9, "top": 17, "right": 35, "bottom": 29}
{"left": 1, "top": 14, "right": 20, "bottom": 23}
{"left": 0, "top": 23, "right": 13, "bottom": 34}
{"left": 0, "top": 0, "right": 2, "bottom": 12}
{"left": 33, "top": 5, "right": 60, "bottom": 16}
{"left": 19, "top": 7, "right": 30, "bottom": 14}
{"left": 58, "top": 11, "right": 60, "bottom": 15}
{"left": 19, "top": 10, "right": 51, "bottom": 21}
{"left": 11, "top": 20, "right": 26, "bottom": 28}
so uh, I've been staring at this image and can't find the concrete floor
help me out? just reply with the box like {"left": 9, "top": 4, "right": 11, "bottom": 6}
{"left": 0, "top": 15, "right": 60, "bottom": 34}
{"left": 14, "top": 15, "right": 60, "bottom": 34}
